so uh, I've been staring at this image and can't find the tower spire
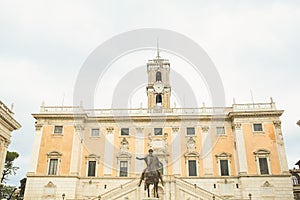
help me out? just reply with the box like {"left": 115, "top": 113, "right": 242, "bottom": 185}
{"left": 156, "top": 38, "right": 160, "bottom": 59}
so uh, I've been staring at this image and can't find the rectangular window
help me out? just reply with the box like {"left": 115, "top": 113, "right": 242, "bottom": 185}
{"left": 119, "top": 161, "right": 128, "bottom": 177}
{"left": 188, "top": 160, "right": 197, "bottom": 176}
{"left": 121, "top": 128, "right": 129, "bottom": 136}
{"left": 91, "top": 128, "right": 100, "bottom": 137}
{"left": 48, "top": 159, "right": 58, "bottom": 175}
{"left": 54, "top": 126, "right": 63, "bottom": 134}
{"left": 216, "top": 127, "right": 225, "bottom": 135}
{"left": 259, "top": 158, "right": 269, "bottom": 175}
{"left": 88, "top": 161, "right": 96, "bottom": 177}
{"left": 187, "top": 127, "right": 195, "bottom": 135}
{"left": 253, "top": 123, "right": 263, "bottom": 132}
{"left": 220, "top": 160, "right": 229, "bottom": 176}
{"left": 154, "top": 128, "right": 162, "bottom": 135}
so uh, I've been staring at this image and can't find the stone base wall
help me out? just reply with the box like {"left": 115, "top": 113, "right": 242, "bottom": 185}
{"left": 24, "top": 175, "right": 293, "bottom": 200}
{"left": 181, "top": 175, "right": 294, "bottom": 200}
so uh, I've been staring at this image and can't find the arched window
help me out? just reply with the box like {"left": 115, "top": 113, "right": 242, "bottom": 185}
{"left": 293, "top": 175, "right": 299, "bottom": 185}
{"left": 156, "top": 72, "right": 162, "bottom": 81}
{"left": 156, "top": 94, "right": 162, "bottom": 105}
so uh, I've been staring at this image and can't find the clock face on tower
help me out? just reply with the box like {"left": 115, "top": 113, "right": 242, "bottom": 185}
{"left": 153, "top": 82, "right": 164, "bottom": 93}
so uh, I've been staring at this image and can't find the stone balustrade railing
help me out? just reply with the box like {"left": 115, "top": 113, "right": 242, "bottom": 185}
{"left": 39, "top": 102, "right": 277, "bottom": 117}
{"left": 98, "top": 179, "right": 139, "bottom": 200}
{"left": 0, "top": 100, "right": 14, "bottom": 116}
{"left": 175, "top": 178, "right": 224, "bottom": 200}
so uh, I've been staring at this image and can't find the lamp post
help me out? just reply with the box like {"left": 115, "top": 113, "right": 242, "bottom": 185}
{"left": 248, "top": 193, "right": 252, "bottom": 200}
{"left": 62, "top": 193, "right": 65, "bottom": 200}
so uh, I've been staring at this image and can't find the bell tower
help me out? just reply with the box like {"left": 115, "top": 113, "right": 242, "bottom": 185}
{"left": 146, "top": 49, "right": 171, "bottom": 109}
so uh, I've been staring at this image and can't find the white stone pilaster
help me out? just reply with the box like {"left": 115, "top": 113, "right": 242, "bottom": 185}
{"left": 70, "top": 125, "right": 84, "bottom": 175}
{"left": 171, "top": 127, "right": 181, "bottom": 175}
{"left": 27, "top": 124, "right": 43, "bottom": 174}
{"left": 233, "top": 122, "right": 248, "bottom": 174}
{"left": 201, "top": 126, "right": 213, "bottom": 176}
{"left": 103, "top": 128, "right": 114, "bottom": 176}
{"left": 135, "top": 128, "right": 144, "bottom": 175}
{"left": 0, "top": 141, "right": 8, "bottom": 180}
{"left": 273, "top": 121, "right": 289, "bottom": 174}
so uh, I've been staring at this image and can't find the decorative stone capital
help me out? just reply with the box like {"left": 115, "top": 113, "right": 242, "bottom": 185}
{"left": 232, "top": 122, "right": 241, "bottom": 129}
{"left": 4, "top": 140, "right": 10, "bottom": 148}
{"left": 136, "top": 127, "right": 144, "bottom": 133}
{"left": 35, "top": 123, "right": 43, "bottom": 131}
{"left": 106, "top": 127, "right": 114, "bottom": 134}
{"left": 201, "top": 126, "right": 209, "bottom": 132}
{"left": 74, "top": 125, "right": 84, "bottom": 132}
{"left": 273, "top": 120, "right": 281, "bottom": 129}
{"left": 172, "top": 127, "right": 179, "bottom": 133}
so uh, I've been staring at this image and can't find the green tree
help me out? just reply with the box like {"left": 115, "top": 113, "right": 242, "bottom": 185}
{"left": 0, "top": 151, "right": 20, "bottom": 199}
{"left": 1, "top": 151, "right": 19, "bottom": 183}
{"left": 0, "top": 185, "right": 18, "bottom": 200}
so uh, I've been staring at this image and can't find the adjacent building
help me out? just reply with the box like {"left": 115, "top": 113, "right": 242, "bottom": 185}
{"left": 0, "top": 100, "right": 21, "bottom": 181}
{"left": 290, "top": 160, "right": 300, "bottom": 200}
{"left": 24, "top": 54, "right": 293, "bottom": 199}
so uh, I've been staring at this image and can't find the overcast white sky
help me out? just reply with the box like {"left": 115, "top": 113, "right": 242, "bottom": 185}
{"left": 0, "top": 1, "right": 300, "bottom": 185}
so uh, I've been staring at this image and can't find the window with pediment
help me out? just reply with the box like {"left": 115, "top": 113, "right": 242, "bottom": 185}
{"left": 47, "top": 151, "right": 62, "bottom": 175}
{"left": 185, "top": 152, "right": 199, "bottom": 177}
{"left": 85, "top": 154, "right": 100, "bottom": 177}
{"left": 216, "top": 152, "right": 232, "bottom": 176}
{"left": 254, "top": 149, "right": 271, "bottom": 175}
{"left": 117, "top": 152, "right": 131, "bottom": 177}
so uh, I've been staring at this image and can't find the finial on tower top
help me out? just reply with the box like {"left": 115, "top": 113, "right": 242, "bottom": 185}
{"left": 156, "top": 38, "right": 160, "bottom": 59}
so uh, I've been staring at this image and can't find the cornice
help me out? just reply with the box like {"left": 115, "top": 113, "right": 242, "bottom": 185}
{"left": 32, "top": 113, "right": 88, "bottom": 120}
{"left": 86, "top": 115, "right": 231, "bottom": 123}
{"left": 32, "top": 109, "right": 284, "bottom": 123}
{"left": 0, "top": 109, "right": 21, "bottom": 131}
{"left": 228, "top": 110, "right": 284, "bottom": 119}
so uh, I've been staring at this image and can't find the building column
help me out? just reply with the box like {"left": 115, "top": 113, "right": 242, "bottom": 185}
{"left": 273, "top": 121, "right": 289, "bottom": 174}
{"left": 0, "top": 139, "right": 8, "bottom": 181}
{"left": 201, "top": 126, "right": 213, "bottom": 176}
{"left": 103, "top": 127, "right": 114, "bottom": 176}
{"left": 27, "top": 124, "right": 43, "bottom": 175}
{"left": 171, "top": 127, "right": 181, "bottom": 176}
{"left": 232, "top": 122, "right": 248, "bottom": 175}
{"left": 135, "top": 128, "right": 144, "bottom": 176}
{"left": 70, "top": 124, "right": 84, "bottom": 176}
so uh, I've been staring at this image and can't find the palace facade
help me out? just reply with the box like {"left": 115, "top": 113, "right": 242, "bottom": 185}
{"left": 24, "top": 55, "right": 293, "bottom": 199}
{"left": 0, "top": 100, "right": 21, "bottom": 181}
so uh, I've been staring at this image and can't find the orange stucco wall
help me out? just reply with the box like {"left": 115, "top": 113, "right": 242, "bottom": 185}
{"left": 243, "top": 123, "right": 280, "bottom": 175}
{"left": 36, "top": 125, "right": 74, "bottom": 175}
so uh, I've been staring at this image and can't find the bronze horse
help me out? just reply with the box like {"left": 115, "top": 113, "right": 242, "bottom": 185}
{"left": 143, "top": 170, "right": 161, "bottom": 198}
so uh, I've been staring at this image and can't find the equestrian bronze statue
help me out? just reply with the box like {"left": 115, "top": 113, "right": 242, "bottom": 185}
{"left": 136, "top": 149, "right": 164, "bottom": 198}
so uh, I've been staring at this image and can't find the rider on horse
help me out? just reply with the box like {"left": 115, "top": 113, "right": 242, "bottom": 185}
{"left": 136, "top": 149, "right": 164, "bottom": 187}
